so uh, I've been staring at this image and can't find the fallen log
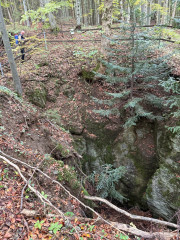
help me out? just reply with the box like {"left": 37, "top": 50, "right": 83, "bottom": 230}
{"left": 84, "top": 195, "right": 179, "bottom": 229}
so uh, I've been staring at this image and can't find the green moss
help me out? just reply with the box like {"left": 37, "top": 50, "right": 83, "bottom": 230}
{"left": 43, "top": 109, "right": 61, "bottom": 126}
{"left": 37, "top": 61, "right": 49, "bottom": 67}
{"left": 51, "top": 27, "right": 60, "bottom": 35}
{"left": 56, "top": 143, "right": 70, "bottom": 158}
{"left": 79, "top": 119, "right": 119, "bottom": 175}
{"left": 26, "top": 86, "right": 47, "bottom": 108}
{"left": 57, "top": 166, "right": 80, "bottom": 190}
{"left": 42, "top": 155, "right": 81, "bottom": 190}
{"left": 83, "top": 154, "right": 96, "bottom": 162}
{"left": 145, "top": 178, "right": 153, "bottom": 198}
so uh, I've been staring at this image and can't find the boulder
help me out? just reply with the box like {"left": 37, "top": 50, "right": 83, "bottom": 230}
{"left": 113, "top": 122, "right": 159, "bottom": 207}
{"left": 146, "top": 132, "right": 180, "bottom": 220}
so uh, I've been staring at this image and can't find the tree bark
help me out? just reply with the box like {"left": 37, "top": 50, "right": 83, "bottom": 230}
{"left": 75, "top": 0, "right": 82, "bottom": 27}
{"left": 156, "top": 0, "right": 162, "bottom": 25}
{"left": 101, "top": 0, "right": 113, "bottom": 55}
{"left": 23, "top": 0, "right": 30, "bottom": 27}
{"left": 170, "top": 0, "right": 177, "bottom": 25}
{"left": 147, "top": 0, "right": 152, "bottom": 25}
{"left": 0, "top": 2, "right": 22, "bottom": 96}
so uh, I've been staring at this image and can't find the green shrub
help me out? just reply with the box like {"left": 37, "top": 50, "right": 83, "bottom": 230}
{"left": 89, "top": 164, "right": 126, "bottom": 202}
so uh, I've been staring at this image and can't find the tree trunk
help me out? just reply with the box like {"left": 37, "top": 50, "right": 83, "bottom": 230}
{"left": 161, "top": 0, "right": 168, "bottom": 24}
{"left": 130, "top": 9, "right": 135, "bottom": 100}
{"left": 41, "top": 0, "right": 57, "bottom": 30}
{"left": 23, "top": 0, "right": 30, "bottom": 27}
{"left": 156, "top": 0, "right": 162, "bottom": 25}
{"left": 75, "top": 0, "right": 82, "bottom": 27}
{"left": 101, "top": 0, "right": 113, "bottom": 55}
{"left": 120, "top": 0, "right": 124, "bottom": 21}
{"left": 0, "top": 3, "right": 22, "bottom": 96}
{"left": 127, "top": 4, "right": 130, "bottom": 23}
{"left": 147, "top": 0, "right": 152, "bottom": 25}
{"left": 170, "top": 0, "right": 177, "bottom": 25}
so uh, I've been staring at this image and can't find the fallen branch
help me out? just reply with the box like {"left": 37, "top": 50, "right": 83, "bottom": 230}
{"left": 21, "top": 209, "right": 177, "bottom": 240}
{"left": 113, "top": 222, "right": 176, "bottom": 240}
{"left": 84, "top": 196, "right": 179, "bottom": 229}
{"left": 0, "top": 155, "right": 65, "bottom": 218}
{"left": 0, "top": 151, "right": 126, "bottom": 236}
{"left": 1, "top": 151, "right": 178, "bottom": 239}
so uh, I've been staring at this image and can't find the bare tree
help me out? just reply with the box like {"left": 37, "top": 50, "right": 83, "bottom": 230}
{"left": 0, "top": 2, "right": 22, "bottom": 96}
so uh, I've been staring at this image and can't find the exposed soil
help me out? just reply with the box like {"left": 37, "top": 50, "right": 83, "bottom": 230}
{"left": 0, "top": 24, "right": 179, "bottom": 239}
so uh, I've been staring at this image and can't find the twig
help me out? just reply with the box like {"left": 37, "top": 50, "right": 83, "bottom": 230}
{"left": 21, "top": 210, "right": 177, "bottom": 240}
{"left": 22, "top": 215, "right": 29, "bottom": 233}
{"left": 0, "top": 151, "right": 126, "bottom": 236}
{"left": 20, "top": 157, "right": 45, "bottom": 210}
{"left": 0, "top": 154, "right": 65, "bottom": 218}
{"left": 84, "top": 195, "right": 180, "bottom": 229}
{"left": 1, "top": 151, "right": 178, "bottom": 239}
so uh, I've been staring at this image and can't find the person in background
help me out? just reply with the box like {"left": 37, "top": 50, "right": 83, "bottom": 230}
{"left": 20, "top": 30, "right": 25, "bottom": 61}
{"left": 14, "top": 32, "right": 19, "bottom": 45}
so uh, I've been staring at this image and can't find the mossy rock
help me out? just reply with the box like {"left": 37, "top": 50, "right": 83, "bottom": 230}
{"left": 68, "top": 122, "right": 84, "bottom": 135}
{"left": 73, "top": 135, "right": 87, "bottom": 155}
{"left": 26, "top": 87, "right": 47, "bottom": 108}
{"left": 43, "top": 109, "right": 62, "bottom": 126}
{"left": 81, "top": 119, "right": 118, "bottom": 174}
{"left": 56, "top": 143, "right": 71, "bottom": 158}
{"left": 146, "top": 131, "right": 180, "bottom": 220}
{"left": 146, "top": 164, "right": 180, "bottom": 220}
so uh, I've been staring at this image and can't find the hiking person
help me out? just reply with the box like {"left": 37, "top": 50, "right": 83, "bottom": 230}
{"left": 14, "top": 33, "right": 19, "bottom": 45}
{"left": 19, "top": 30, "right": 25, "bottom": 61}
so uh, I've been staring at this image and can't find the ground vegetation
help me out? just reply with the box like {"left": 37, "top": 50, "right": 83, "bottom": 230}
{"left": 0, "top": 1, "right": 180, "bottom": 239}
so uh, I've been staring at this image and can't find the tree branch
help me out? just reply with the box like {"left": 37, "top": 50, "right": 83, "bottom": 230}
{"left": 21, "top": 210, "right": 177, "bottom": 240}
{"left": 84, "top": 195, "right": 180, "bottom": 229}
{"left": 0, "top": 154, "right": 65, "bottom": 218}
{"left": 0, "top": 151, "right": 178, "bottom": 239}
{"left": 0, "top": 151, "right": 126, "bottom": 236}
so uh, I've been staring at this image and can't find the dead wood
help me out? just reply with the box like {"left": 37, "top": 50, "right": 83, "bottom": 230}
{"left": 84, "top": 195, "right": 179, "bottom": 229}
{"left": 21, "top": 209, "right": 177, "bottom": 240}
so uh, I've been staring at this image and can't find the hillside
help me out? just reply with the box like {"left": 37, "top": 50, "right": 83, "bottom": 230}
{"left": 0, "top": 25, "right": 180, "bottom": 240}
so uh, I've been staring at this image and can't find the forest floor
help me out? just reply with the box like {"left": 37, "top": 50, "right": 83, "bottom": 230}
{"left": 0, "top": 23, "right": 180, "bottom": 240}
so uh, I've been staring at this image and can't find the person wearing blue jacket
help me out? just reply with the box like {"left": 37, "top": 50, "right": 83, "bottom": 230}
{"left": 20, "top": 31, "right": 25, "bottom": 61}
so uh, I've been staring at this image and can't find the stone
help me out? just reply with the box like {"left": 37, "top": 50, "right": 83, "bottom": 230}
{"left": 146, "top": 132, "right": 180, "bottom": 220}
{"left": 26, "top": 87, "right": 47, "bottom": 108}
